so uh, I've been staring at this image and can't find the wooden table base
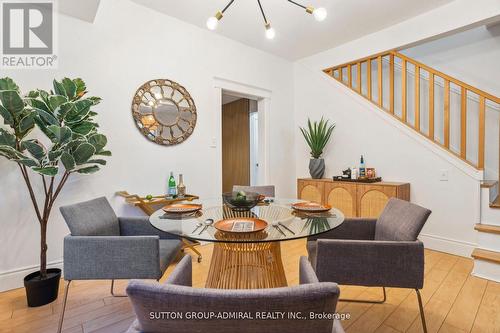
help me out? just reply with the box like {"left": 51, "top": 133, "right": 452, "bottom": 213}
{"left": 205, "top": 232, "right": 287, "bottom": 289}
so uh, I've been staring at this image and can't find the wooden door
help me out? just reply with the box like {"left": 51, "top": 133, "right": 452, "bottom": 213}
{"left": 297, "top": 180, "right": 324, "bottom": 204}
{"left": 357, "top": 185, "right": 397, "bottom": 218}
{"left": 222, "top": 99, "right": 250, "bottom": 193}
{"left": 324, "top": 182, "right": 357, "bottom": 217}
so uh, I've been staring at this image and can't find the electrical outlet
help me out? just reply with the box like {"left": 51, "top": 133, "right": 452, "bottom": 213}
{"left": 439, "top": 169, "right": 449, "bottom": 181}
{"left": 209, "top": 137, "right": 217, "bottom": 148}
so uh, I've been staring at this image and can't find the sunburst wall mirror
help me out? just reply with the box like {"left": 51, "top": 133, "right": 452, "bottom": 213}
{"left": 131, "top": 79, "right": 197, "bottom": 145}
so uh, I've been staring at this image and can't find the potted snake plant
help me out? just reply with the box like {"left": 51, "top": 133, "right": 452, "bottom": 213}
{"left": 0, "top": 77, "right": 110, "bottom": 307}
{"left": 299, "top": 117, "right": 335, "bottom": 179}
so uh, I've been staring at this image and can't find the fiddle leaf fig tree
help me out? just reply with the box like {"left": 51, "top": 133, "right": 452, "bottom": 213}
{"left": 0, "top": 77, "right": 110, "bottom": 279}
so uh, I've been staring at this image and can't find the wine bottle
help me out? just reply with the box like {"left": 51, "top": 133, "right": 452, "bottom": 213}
{"left": 177, "top": 174, "right": 186, "bottom": 197}
{"left": 168, "top": 172, "right": 177, "bottom": 196}
{"left": 359, "top": 155, "right": 366, "bottom": 178}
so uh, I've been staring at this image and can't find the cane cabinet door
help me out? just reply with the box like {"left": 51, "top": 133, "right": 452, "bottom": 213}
{"left": 324, "top": 182, "right": 357, "bottom": 217}
{"left": 357, "top": 185, "right": 397, "bottom": 218}
{"left": 297, "top": 180, "right": 324, "bottom": 204}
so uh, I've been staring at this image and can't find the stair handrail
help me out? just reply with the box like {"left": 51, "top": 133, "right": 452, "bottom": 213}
{"left": 323, "top": 50, "right": 500, "bottom": 172}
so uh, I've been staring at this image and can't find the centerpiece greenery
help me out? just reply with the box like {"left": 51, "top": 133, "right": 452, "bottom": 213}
{"left": 0, "top": 77, "right": 110, "bottom": 306}
{"left": 299, "top": 117, "right": 335, "bottom": 179}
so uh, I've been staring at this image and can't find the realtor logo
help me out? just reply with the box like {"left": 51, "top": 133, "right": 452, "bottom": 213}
{"left": 1, "top": 0, "right": 57, "bottom": 68}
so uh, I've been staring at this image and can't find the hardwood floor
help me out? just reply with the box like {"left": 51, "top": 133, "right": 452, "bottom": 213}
{"left": 0, "top": 240, "right": 499, "bottom": 333}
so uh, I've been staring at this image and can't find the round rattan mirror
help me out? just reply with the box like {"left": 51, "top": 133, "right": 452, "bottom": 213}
{"left": 131, "top": 79, "right": 197, "bottom": 145}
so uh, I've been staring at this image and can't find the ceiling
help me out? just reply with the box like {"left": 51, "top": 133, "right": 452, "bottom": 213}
{"left": 131, "top": 0, "right": 454, "bottom": 60}
{"left": 222, "top": 94, "right": 242, "bottom": 105}
{"left": 58, "top": 0, "right": 100, "bottom": 23}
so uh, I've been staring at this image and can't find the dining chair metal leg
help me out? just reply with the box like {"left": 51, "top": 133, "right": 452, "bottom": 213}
{"left": 110, "top": 280, "right": 127, "bottom": 297}
{"left": 57, "top": 280, "right": 71, "bottom": 333}
{"left": 182, "top": 239, "right": 202, "bottom": 263}
{"left": 415, "top": 289, "right": 428, "bottom": 333}
{"left": 339, "top": 286, "right": 386, "bottom": 303}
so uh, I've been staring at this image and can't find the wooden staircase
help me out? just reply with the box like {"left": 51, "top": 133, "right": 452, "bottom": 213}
{"left": 323, "top": 50, "right": 500, "bottom": 173}
{"left": 481, "top": 180, "right": 500, "bottom": 209}
{"left": 478, "top": 181, "right": 500, "bottom": 281}
{"left": 323, "top": 51, "right": 500, "bottom": 282}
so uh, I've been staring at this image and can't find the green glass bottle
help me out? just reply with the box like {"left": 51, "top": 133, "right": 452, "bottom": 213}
{"left": 168, "top": 172, "right": 176, "bottom": 197}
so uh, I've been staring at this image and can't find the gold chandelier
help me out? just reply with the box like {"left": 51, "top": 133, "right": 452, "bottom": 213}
{"left": 206, "top": 0, "right": 327, "bottom": 39}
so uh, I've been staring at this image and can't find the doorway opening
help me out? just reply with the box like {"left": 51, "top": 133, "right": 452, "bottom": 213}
{"left": 221, "top": 91, "right": 259, "bottom": 193}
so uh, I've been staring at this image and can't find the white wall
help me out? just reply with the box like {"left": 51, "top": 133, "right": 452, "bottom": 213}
{"left": 299, "top": 0, "right": 500, "bottom": 71}
{"left": 403, "top": 24, "right": 500, "bottom": 97}
{"left": 0, "top": 0, "right": 295, "bottom": 290}
{"left": 403, "top": 24, "right": 500, "bottom": 179}
{"left": 294, "top": 1, "right": 500, "bottom": 257}
{"left": 337, "top": 49, "right": 500, "bottom": 180}
{"left": 294, "top": 64, "right": 481, "bottom": 256}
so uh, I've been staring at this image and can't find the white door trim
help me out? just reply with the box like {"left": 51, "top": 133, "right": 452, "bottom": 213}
{"left": 213, "top": 77, "right": 272, "bottom": 190}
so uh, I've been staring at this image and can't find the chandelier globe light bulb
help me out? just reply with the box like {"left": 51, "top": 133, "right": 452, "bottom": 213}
{"left": 206, "top": 16, "right": 219, "bottom": 30}
{"left": 313, "top": 7, "right": 327, "bottom": 21}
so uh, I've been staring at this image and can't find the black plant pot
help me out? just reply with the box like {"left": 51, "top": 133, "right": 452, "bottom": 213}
{"left": 24, "top": 268, "right": 61, "bottom": 307}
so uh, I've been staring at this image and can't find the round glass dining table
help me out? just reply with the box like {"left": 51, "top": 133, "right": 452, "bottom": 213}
{"left": 150, "top": 198, "right": 344, "bottom": 289}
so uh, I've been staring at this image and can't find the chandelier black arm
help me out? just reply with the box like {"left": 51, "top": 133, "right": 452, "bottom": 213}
{"left": 257, "top": 0, "right": 269, "bottom": 24}
{"left": 287, "top": 0, "right": 307, "bottom": 10}
{"left": 222, "top": 0, "right": 236, "bottom": 13}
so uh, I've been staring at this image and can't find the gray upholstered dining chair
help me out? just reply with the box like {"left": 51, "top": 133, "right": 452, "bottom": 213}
{"left": 307, "top": 198, "right": 431, "bottom": 333}
{"left": 125, "top": 255, "right": 345, "bottom": 333}
{"left": 233, "top": 185, "right": 275, "bottom": 197}
{"left": 57, "top": 197, "right": 183, "bottom": 333}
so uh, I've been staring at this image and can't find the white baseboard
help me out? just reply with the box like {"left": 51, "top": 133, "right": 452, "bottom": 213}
{"left": 472, "top": 260, "right": 500, "bottom": 283}
{"left": 0, "top": 233, "right": 482, "bottom": 292}
{"left": 0, "top": 260, "right": 63, "bottom": 292}
{"left": 419, "top": 233, "right": 476, "bottom": 257}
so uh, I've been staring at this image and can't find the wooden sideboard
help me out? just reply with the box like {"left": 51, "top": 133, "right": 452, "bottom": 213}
{"left": 297, "top": 178, "right": 410, "bottom": 218}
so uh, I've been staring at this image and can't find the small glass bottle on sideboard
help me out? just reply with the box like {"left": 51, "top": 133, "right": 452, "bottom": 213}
{"left": 177, "top": 174, "right": 186, "bottom": 198}
{"left": 167, "top": 172, "right": 177, "bottom": 197}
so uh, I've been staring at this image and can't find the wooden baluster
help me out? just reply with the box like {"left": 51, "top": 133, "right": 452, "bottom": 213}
{"left": 429, "top": 73, "right": 435, "bottom": 139}
{"left": 415, "top": 66, "right": 420, "bottom": 130}
{"left": 357, "top": 62, "right": 361, "bottom": 93}
{"left": 367, "top": 59, "right": 372, "bottom": 100}
{"left": 339, "top": 67, "right": 343, "bottom": 83}
{"left": 478, "top": 96, "right": 485, "bottom": 169}
{"left": 444, "top": 79, "right": 450, "bottom": 148}
{"left": 460, "top": 87, "right": 467, "bottom": 159}
{"left": 377, "top": 55, "right": 383, "bottom": 107}
{"left": 402, "top": 59, "right": 407, "bottom": 122}
{"left": 348, "top": 64, "right": 352, "bottom": 88}
{"left": 389, "top": 54, "right": 394, "bottom": 114}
